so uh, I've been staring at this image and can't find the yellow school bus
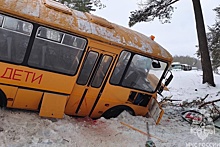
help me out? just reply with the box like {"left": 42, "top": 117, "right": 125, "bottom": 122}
{"left": 0, "top": 0, "right": 173, "bottom": 124}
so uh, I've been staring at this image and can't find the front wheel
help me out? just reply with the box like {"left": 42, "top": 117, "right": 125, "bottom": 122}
{"left": 102, "top": 105, "right": 135, "bottom": 119}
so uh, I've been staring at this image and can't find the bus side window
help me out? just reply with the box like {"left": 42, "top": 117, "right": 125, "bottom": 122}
{"left": 0, "top": 14, "right": 3, "bottom": 27}
{"left": 77, "top": 52, "right": 99, "bottom": 85}
{"left": 0, "top": 15, "right": 4, "bottom": 60}
{"left": 63, "top": 34, "right": 86, "bottom": 50}
{"left": 37, "top": 27, "right": 63, "bottom": 43}
{"left": 91, "top": 55, "right": 112, "bottom": 88}
{"left": 3, "top": 17, "right": 18, "bottom": 31}
{"left": 28, "top": 27, "right": 87, "bottom": 75}
{"left": 0, "top": 16, "right": 33, "bottom": 63}
{"left": 110, "top": 51, "right": 131, "bottom": 84}
{"left": 122, "top": 54, "right": 155, "bottom": 92}
{"left": 3, "top": 17, "right": 33, "bottom": 35}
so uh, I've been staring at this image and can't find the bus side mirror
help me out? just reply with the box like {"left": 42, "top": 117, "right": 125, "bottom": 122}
{"left": 152, "top": 61, "right": 161, "bottom": 68}
{"left": 165, "top": 74, "right": 173, "bottom": 86}
{"left": 158, "top": 72, "right": 173, "bottom": 94}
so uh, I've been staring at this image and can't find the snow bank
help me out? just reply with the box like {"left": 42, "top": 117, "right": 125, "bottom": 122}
{"left": 0, "top": 70, "right": 219, "bottom": 146}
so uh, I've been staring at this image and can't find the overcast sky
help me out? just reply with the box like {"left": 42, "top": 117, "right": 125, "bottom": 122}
{"left": 92, "top": 0, "right": 220, "bottom": 58}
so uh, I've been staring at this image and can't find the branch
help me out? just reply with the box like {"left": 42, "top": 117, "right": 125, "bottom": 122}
{"left": 201, "top": 94, "right": 209, "bottom": 101}
{"left": 168, "top": 0, "right": 180, "bottom": 5}
{"left": 199, "top": 98, "right": 220, "bottom": 109}
{"left": 120, "top": 122, "right": 166, "bottom": 143}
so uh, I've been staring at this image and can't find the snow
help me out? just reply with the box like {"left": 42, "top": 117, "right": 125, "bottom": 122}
{"left": 0, "top": 70, "right": 220, "bottom": 147}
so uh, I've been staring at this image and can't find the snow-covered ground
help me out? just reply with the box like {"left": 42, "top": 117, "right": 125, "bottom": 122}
{"left": 0, "top": 70, "right": 220, "bottom": 147}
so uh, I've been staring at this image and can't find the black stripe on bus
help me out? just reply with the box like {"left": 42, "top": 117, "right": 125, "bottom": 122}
{"left": 118, "top": 53, "right": 134, "bottom": 85}
{"left": 37, "top": 92, "right": 45, "bottom": 110}
{"left": 75, "top": 88, "right": 88, "bottom": 114}
{"left": 87, "top": 54, "right": 103, "bottom": 86}
{"left": 22, "top": 23, "right": 39, "bottom": 65}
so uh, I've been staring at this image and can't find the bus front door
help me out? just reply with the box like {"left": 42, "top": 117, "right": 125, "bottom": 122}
{"left": 65, "top": 48, "right": 116, "bottom": 117}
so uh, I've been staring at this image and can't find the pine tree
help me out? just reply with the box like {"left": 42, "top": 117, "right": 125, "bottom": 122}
{"left": 207, "top": 6, "right": 220, "bottom": 72}
{"left": 68, "top": 0, "right": 95, "bottom": 12}
{"left": 55, "top": 0, "right": 105, "bottom": 13}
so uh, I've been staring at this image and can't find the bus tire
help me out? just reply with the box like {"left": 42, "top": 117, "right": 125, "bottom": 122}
{"left": 102, "top": 105, "right": 135, "bottom": 119}
{"left": 0, "top": 90, "right": 7, "bottom": 108}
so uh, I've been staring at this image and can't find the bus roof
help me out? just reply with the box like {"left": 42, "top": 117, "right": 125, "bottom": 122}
{"left": 0, "top": 0, "right": 172, "bottom": 61}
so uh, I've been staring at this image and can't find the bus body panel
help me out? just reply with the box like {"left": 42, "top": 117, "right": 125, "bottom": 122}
{"left": 90, "top": 86, "right": 131, "bottom": 117}
{"left": 90, "top": 84, "right": 154, "bottom": 118}
{"left": 39, "top": 93, "right": 68, "bottom": 118}
{"left": 0, "top": 62, "right": 76, "bottom": 94}
{"left": 12, "top": 88, "right": 43, "bottom": 110}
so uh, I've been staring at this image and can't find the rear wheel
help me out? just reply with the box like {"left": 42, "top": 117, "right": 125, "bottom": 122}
{"left": 0, "top": 90, "right": 7, "bottom": 108}
{"left": 102, "top": 105, "right": 135, "bottom": 119}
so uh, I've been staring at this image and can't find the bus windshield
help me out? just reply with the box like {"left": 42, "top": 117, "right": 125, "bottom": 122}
{"left": 110, "top": 51, "right": 167, "bottom": 92}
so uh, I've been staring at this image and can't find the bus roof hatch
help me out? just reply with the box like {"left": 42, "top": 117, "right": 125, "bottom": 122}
{"left": 42, "top": 0, "right": 72, "bottom": 15}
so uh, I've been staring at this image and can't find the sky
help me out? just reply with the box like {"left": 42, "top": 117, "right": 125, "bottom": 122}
{"left": 92, "top": 0, "right": 220, "bottom": 58}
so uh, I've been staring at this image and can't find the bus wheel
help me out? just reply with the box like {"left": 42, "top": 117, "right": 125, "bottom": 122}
{"left": 102, "top": 106, "right": 135, "bottom": 119}
{"left": 0, "top": 90, "right": 7, "bottom": 108}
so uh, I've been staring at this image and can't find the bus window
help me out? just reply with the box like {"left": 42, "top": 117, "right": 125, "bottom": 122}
{"left": 37, "top": 27, "right": 63, "bottom": 43}
{"left": 0, "top": 14, "right": 3, "bottom": 26}
{"left": 3, "top": 17, "right": 33, "bottom": 35}
{"left": 91, "top": 55, "right": 113, "bottom": 88}
{"left": 63, "top": 34, "right": 86, "bottom": 49}
{"left": 0, "top": 15, "right": 33, "bottom": 63}
{"left": 122, "top": 54, "right": 166, "bottom": 92}
{"left": 77, "top": 51, "right": 99, "bottom": 85}
{"left": 28, "top": 27, "right": 87, "bottom": 75}
{"left": 110, "top": 51, "right": 131, "bottom": 84}
{"left": 3, "top": 17, "right": 19, "bottom": 31}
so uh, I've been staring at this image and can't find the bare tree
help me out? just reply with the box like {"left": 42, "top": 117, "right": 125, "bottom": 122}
{"left": 192, "top": 0, "right": 215, "bottom": 86}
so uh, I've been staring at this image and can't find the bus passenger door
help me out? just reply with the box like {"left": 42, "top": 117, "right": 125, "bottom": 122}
{"left": 65, "top": 48, "right": 115, "bottom": 117}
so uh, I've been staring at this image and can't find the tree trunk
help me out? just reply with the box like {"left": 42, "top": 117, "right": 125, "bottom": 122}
{"left": 192, "top": 0, "right": 215, "bottom": 86}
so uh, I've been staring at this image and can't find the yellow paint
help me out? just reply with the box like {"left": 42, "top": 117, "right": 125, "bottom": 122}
{"left": 12, "top": 89, "right": 43, "bottom": 110}
{"left": 65, "top": 47, "right": 116, "bottom": 117}
{"left": 0, "top": 62, "right": 76, "bottom": 94}
{"left": 39, "top": 93, "right": 68, "bottom": 118}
